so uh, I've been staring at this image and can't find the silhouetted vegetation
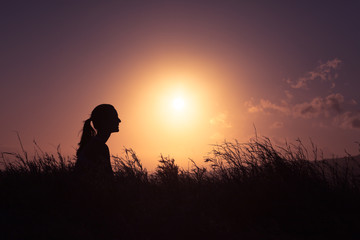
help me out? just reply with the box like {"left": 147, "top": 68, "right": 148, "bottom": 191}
{"left": 1, "top": 137, "right": 360, "bottom": 239}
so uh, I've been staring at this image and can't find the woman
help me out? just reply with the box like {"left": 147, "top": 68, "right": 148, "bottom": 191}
{"left": 75, "top": 104, "right": 121, "bottom": 181}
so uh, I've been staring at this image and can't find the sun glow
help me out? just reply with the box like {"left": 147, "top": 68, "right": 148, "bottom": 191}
{"left": 111, "top": 66, "right": 225, "bottom": 170}
{"left": 157, "top": 82, "right": 198, "bottom": 128}
{"left": 172, "top": 97, "right": 185, "bottom": 111}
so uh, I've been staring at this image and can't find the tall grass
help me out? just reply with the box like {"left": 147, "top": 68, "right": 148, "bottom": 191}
{"left": 2, "top": 135, "right": 359, "bottom": 188}
{"left": 204, "top": 137, "right": 360, "bottom": 191}
{"left": 1, "top": 136, "right": 360, "bottom": 239}
{"left": 1, "top": 141, "right": 73, "bottom": 176}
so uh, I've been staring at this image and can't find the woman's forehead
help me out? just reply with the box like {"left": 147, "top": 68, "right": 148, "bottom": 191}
{"left": 109, "top": 108, "right": 118, "bottom": 116}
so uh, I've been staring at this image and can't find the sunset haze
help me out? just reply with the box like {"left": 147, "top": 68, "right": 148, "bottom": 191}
{"left": 1, "top": 1, "right": 359, "bottom": 170}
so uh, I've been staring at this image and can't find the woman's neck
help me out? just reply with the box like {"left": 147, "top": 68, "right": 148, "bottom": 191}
{"left": 95, "top": 131, "right": 111, "bottom": 143}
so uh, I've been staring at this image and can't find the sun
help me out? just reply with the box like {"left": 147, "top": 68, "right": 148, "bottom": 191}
{"left": 172, "top": 97, "right": 185, "bottom": 111}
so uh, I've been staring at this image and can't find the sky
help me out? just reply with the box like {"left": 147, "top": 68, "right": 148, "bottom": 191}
{"left": 1, "top": 1, "right": 359, "bottom": 170}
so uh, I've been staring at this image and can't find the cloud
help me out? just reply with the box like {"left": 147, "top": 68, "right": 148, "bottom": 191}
{"left": 245, "top": 99, "right": 290, "bottom": 115}
{"left": 246, "top": 94, "right": 344, "bottom": 119}
{"left": 210, "top": 112, "right": 232, "bottom": 128}
{"left": 289, "top": 58, "right": 342, "bottom": 89}
{"left": 210, "top": 132, "right": 225, "bottom": 140}
{"left": 335, "top": 112, "right": 360, "bottom": 130}
{"left": 210, "top": 112, "right": 232, "bottom": 140}
{"left": 271, "top": 121, "right": 284, "bottom": 129}
{"left": 244, "top": 58, "right": 360, "bottom": 130}
{"left": 350, "top": 99, "right": 358, "bottom": 105}
{"left": 245, "top": 93, "right": 360, "bottom": 130}
{"left": 293, "top": 93, "right": 344, "bottom": 119}
{"left": 284, "top": 90, "right": 293, "bottom": 100}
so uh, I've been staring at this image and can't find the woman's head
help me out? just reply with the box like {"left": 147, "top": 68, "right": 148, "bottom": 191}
{"left": 77, "top": 104, "right": 121, "bottom": 156}
{"left": 90, "top": 104, "right": 121, "bottom": 133}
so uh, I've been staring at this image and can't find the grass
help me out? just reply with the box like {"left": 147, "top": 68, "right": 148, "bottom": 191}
{"left": 1, "top": 136, "right": 360, "bottom": 239}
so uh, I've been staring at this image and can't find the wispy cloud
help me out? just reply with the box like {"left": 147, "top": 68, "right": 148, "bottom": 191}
{"left": 209, "top": 112, "right": 232, "bottom": 141}
{"left": 245, "top": 58, "right": 360, "bottom": 130}
{"left": 210, "top": 112, "right": 232, "bottom": 128}
{"left": 245, "top": 99, "right": 290, "bottom": 115}
{"left": 210, "top": 132, "right": 225, "bottom": 140}
{"left": 293, "top": 93, "right": 344, "bottom": 119}
{"left": 335, "top": 112, "right": 360, "bottom": 130}
{"left": 271, "top": 121, "right": 284, "bottom": 129}
{"left": 246, "top": 93, "right": 345, "bottom": 119}
{"left": 350, "top": 99, "right": 358, "bottom": 105}
{"left": 284, "top": 90, "right": 293, "bottom": 100}
{"left": 287, "top": 58, "right": 342, "bottom": 89}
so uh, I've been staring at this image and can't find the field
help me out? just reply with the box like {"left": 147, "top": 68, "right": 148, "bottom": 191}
{"left": 1, "top": 137, "right": 360, "bottom": 239}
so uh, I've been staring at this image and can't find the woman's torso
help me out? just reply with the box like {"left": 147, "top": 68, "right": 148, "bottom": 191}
{"left": 75, "top": 136, "right": 113, "bottom": 179}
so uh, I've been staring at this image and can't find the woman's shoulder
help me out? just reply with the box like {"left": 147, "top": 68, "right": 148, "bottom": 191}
{"left": 84, "top": 137, "right": 109, "bottom": 153}
{"left": 87, "top": 136, "right": 105, "bottom": 145}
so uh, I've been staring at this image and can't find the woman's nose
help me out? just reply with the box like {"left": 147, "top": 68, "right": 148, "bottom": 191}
{"left": 118, "top": 118, "right": 121, "bottom": 123}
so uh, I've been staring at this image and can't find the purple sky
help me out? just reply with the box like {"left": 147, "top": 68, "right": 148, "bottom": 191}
{"left": 1, "top": 1, "right": 359, "bottom": 169}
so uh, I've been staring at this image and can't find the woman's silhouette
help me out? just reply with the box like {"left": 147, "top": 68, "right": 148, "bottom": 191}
{"left": 75, "top": 104, "right": 121, "bottom": 181}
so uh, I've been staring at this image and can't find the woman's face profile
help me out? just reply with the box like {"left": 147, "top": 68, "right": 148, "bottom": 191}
{"left": 108, "top": 109, "right": 121, "bottom": 133}
{"left": 91, "top": 104, "right": 121, "bottom": 134}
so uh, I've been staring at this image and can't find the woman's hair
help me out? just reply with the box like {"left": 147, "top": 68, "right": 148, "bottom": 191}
{"left": 77, "top": 104, "right": 116, "bottom": 157}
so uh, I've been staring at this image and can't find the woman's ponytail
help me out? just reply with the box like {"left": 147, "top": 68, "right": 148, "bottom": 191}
{"left": 77, "top": 118, "right": 95, "bottom": 157}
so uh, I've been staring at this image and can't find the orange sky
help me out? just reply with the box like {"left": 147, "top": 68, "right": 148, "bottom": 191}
{"left": 1, "top": 1, "right": 360, "bottom": 171}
